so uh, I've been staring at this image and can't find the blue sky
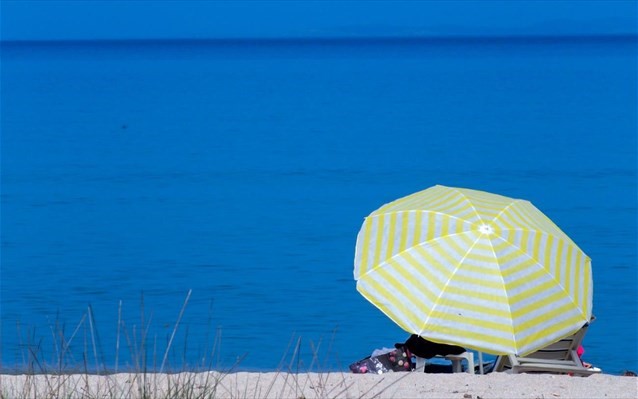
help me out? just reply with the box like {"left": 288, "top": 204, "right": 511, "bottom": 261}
{"left": 1, "top": 0, "right": 636, "bottom": 40}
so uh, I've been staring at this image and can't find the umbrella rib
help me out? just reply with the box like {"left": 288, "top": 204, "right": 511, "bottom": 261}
{"left": 356, "top": 230, "right": 472, "bottom": 279}
{"left": 493, "top": 232, "right": 589, "bottom": 322}
{"left": 356, "top": 210, "right": 476, "bottom": 278}
{"left": 419, "top": 232, "right": 483, "bottom": 334}
{"left": 499, "top": 226, "right": 582, "bottom": 251}
{"left": 497, "top": 228, "right": 586, "bottom": 269}
{"left": 371, "top": 209, "right": 475, "bottom": 224}
{"left": 486, "top": 235, "right": 517, "bottom": 351}
{"left": 490, "top": 233, "right": 553, "bottom": 352}
{"left": 449, "top": 187, "right": 485, "bottom": 223}
{"left": 491, "top": 199, "right": 525, "bottom": 223}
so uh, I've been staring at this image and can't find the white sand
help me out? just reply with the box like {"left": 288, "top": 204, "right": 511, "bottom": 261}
{"left": 1, "top": 371, "right": 636, "bottom": 398}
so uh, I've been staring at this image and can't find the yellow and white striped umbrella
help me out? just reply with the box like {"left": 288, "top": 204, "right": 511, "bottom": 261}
{"left": 354, "top": 185, "right": 592, "bottom": 356}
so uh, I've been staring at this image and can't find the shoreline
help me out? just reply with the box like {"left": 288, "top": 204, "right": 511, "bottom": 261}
{"left": 1, "top": 371, "right": 636, "bottom": 398}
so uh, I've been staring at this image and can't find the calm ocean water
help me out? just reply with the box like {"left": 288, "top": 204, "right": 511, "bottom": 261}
{"left": 2, "top": 36, "right": 636, "bottom": 374}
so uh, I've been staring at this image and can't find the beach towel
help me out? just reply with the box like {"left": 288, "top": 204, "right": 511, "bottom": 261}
{"left": 396, "top": 334, "right": 466, "bottom": 359}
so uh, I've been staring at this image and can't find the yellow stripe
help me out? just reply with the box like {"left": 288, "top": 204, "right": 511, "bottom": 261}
{"left": 443, "top": 272, "right": 505, "bottom": 290}
{"left": 399, "top": 211, "right": 409, "bottom": 253}
{"left": 434, "top": 296, "right": 511, "bottom": 319}
{"left": 555, "top": 238, "right": 564, "bottom": 284}
{"left": 377, "top": 256, "right": 437, "bottom": 308}
{"left": 564, "top": 245, "right": 573, "bottom": 297}
{"left": 491, "top": 250, "right": 524, "bottom": 270}
{"left": 513, "top": 277, "right": 558, "bottom": 303}
{"left": 358, "top": 284, "right": 415, "bottom": 333}
{"left": 440, "top": 196, "right": 466, "bottom": 219}
{"left": 519, "top": 229, "right": 530, "bottom": 255}
{"left": 428, "top": 310, "right": 515, "bottom": 338}
{"left": 503, "top": 203, "right": 530, "bottom": 230}
{"left": 512, "top": 302, "right": 580, "bottom": 335}
{"left": 360, "top": 272, "right": 423, "bottom": 327}
{"left": 388, "top": 255, "right": 439, "bottom": 304}
{"left": 517, "top": 318, "right": 582, "bottom": 355}
{"left": 440, "top": 214, "right": 451, "bottom": 239}
{"left": 373, "top": 213, "right": 385, "bottom": 267}
{"left": 501, "top": 257, "right": 539, "bottom": 280}
{"left": 505, "top": 266, "right": 549, "bottom": 294}
{"left": 404, "top": 261, "right": 449, "bottom": 296}
{"left": 496, "top": 210, "right": 517, "bottom": 231}
{"left": 430, "top": 329, "right": 515, "bottom": 353}
{"left": 359, "top": 218, "right": 372, "bottom": 275}
{"left": 414, "top": 211, "right": 423, "bottom": 246}
{"left": 491, "top": 238, "right": 511, "bottom": 256}
{"left": 426, "top": 213, "right": 437, "bottom": 242}
{"left": 514, "top": 306, "right": 585, "bottom": 345}
{"left": 509, "top": 290, "right": 569, "bottom": 320}
{"left": 411, "top": 246, "right": 456, "bottom": 291}
{"left": 573, "top": 249, "right": 582, "bottom": 310}
{"left": 416, "top": 240, "right": 457, "bottom": 270}
{"left": 531, "top": 231, "right": 542, "bottom": 263}
{"left": 446, "top": 234, "right": 470, "bottom": 261}
{"left": 454, "top": 260, "right": 502, "bottom": 277}
{"left": 443, "top": 285, "right": 507, "bottom": 303}
{"left": 387, "top": 211, "right": 397, "bottom": 261}
{"left": 582, "top": 257, "right": 592, "bottom": 316}
{"left": 464, "top": 251, "right": 500, "bottom": 265}
{"left": 543, "top": 234, "right": 554, "bottom": 276}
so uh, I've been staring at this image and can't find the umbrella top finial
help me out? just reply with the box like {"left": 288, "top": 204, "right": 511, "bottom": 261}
{"left": 478, "top": 224, "right": 494, "bottom": 235}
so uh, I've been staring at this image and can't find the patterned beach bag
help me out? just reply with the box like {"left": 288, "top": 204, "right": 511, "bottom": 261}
{"left": 349, "top": 346, "right": 413, "bottom": 374}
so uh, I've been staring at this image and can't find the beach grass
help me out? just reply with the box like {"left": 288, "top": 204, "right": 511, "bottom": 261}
{"left": 2, "top": 290, "right": 238, "bottom": 398}
{"left": 0, "top": 290, "right": 390, "bottom": 399}
{"left": 3, "top": 291, "right": 636, "bottom": 399}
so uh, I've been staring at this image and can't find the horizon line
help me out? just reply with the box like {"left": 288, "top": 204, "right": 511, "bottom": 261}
{"left": 2, "top": 33, "right": 636, "bottom": 45}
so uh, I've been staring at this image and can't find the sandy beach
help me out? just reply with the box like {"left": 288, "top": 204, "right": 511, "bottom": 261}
{"left": 1, "top": 371, "right": 636, "bottom": 398}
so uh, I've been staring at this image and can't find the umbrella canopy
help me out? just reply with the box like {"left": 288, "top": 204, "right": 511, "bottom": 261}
{"left": 354, "top": 185, "right": 592, "bottom": 356}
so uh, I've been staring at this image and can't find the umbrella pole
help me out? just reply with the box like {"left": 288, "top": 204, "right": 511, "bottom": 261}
{"left": 478, "top": 352, "right": 484, "bottom": 374}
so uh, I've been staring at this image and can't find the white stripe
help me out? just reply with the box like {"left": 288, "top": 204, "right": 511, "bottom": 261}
{"left": 357, "top": 277, "right": 425, "bottom": 333}
{"left": 381, "top": 258, "right": 439, "bottom": 307}
{"left": 393, "top": 252, "right": 448, "bottom": 297}
{"left": 420, "top": 315, "right": 514, "bottom": 342}
{"left": 509, "top": 286, "right": 572, "bottom": 316}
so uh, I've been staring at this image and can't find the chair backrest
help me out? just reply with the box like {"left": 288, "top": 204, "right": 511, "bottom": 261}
{"left": 494, "top": 323, "right": 589, "bottom": 372}
{"left": 524, "top": 324, "right": 587, "bottom": 361}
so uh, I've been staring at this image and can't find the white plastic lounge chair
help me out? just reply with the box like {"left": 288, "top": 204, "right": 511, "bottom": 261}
{"left": 414, "top": 351, "right": 475, "bottom": 374}
{"left": 492, "top": 323, "right": 601, "bottom": 376}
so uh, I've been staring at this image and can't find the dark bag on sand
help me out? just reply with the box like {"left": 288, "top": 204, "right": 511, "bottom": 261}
{"left": 397, "top": 334, "right": 465, "bottom": 359}
{"left": 349, "top": 346, "right": 413, "bottom": 374}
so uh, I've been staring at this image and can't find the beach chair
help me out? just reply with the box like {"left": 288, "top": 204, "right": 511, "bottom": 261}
{"left": 414, "top": 351, "right": 475, "bottom": 374}
{"left": 492, "top": 323, "right": 601, "bottom": 376}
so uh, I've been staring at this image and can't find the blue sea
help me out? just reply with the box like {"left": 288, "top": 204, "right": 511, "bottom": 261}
{"left": 2, "top": 36, "right": 636, "bottom": 374}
